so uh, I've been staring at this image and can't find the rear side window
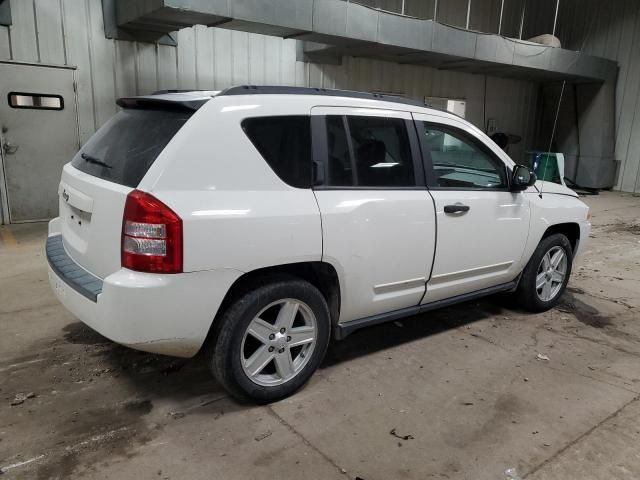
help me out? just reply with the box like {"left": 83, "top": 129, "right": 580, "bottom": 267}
{"left": 71, "top": 109, "right": 192, "bottom": 188}
{"left": 242, "top": 116, "right": 312, "bottom": 188}
{"left": 325, "top": 115, "right": 415, "bottom": 187}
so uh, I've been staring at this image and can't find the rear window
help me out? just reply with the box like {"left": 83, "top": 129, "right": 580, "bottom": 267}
{"left": 71, "top": 109, "right": 192, "bottom": 188}
{"left": 242, "top": 116, "right": 312, "bottom": 188}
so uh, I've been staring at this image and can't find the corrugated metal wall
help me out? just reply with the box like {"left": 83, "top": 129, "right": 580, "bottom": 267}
{"left": 555, "top": 0, "right": 640, "bottom": 192}
{"left": 0, "top": 0, "right": 537, "bottom": 164}
{"left": 309, "top": 58, "right": 539, "bottom": 162}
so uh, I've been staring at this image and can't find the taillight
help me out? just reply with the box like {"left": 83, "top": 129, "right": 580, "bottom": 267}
{"left": 121, "top": 190, "right": 183, "bottom": 273}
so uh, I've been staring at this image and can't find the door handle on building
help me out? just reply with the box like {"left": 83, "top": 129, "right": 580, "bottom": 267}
{"left": 2, "top": 142, "right": 18, "bottom": 155}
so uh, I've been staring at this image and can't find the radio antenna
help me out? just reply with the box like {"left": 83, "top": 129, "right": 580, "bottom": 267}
{"left": 540, "top": 80, "right": 566, "bottom": 199}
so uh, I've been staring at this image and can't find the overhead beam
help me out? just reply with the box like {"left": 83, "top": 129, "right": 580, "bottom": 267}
{"left": 111, "top": 0, "right": 617, "bottom": 83}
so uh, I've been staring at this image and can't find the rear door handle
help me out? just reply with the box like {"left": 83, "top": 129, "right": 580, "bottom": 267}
{"left": 444, "top": 204, "right": 470, "bottom": 214}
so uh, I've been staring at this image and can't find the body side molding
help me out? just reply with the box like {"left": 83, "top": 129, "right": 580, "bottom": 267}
{"left": 335, "top": 278, "right": 520, "bottom": 339}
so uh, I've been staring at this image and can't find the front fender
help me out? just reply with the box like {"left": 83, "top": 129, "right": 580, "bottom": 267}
{"left": 520, "top": 192, "right": 590, "bottom": 267}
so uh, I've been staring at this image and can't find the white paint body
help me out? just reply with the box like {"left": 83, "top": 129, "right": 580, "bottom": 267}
{"left": 47, "top": 92, "right": 591, "bottom": 357}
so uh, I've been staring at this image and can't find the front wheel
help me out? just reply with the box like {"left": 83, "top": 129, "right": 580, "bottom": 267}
{"left": 207, "top": 278, "right": 330, "bottom": 403}
{"left": 515, "top": 233, "right": 573, "bottom": 312}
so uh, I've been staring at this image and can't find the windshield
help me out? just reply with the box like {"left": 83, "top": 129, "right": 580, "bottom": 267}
{"left": 71, "top": 109, "right": 192, "bottom": 187}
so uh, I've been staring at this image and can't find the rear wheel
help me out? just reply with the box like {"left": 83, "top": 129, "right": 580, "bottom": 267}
{"left": 515, "top": 233, "right": 573, "bottom": 312}
{"left": 208, "top": 278, "right": 330, "bottom": 403}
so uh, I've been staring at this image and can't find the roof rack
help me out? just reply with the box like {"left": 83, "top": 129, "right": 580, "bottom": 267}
{"left": 217, "top": 85, "right": 426, "bottom": 108}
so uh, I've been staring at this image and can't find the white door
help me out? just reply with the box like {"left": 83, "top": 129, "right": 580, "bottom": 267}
{"left": 0, "top": 63, "right": 79, "bottom": 223}
{"left": 412, "top": 113, "right": 531, "bottom": 303}
{"left": 311, "top": 106, "right": 436, "bottom": 323}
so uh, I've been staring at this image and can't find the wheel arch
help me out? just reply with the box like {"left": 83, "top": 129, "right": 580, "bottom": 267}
{"left": 203, "top": 261, "right": 341, "bottom": 350}
{"left": 541, "top": 222, "right": 580, "bottom": 255}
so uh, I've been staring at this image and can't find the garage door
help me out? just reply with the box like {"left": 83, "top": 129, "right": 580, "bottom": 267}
{"left": 0, "top": 63, "right": 79, "bottom": 223}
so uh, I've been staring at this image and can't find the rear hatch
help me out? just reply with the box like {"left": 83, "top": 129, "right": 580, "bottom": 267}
{"left": 59, "top": 95, "right": 205, "bottom": 279}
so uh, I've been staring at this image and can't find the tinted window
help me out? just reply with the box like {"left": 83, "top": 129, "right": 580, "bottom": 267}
{"left": 242, "top": 116, "right": 312, "bottom": 188}
{"left": 326, "top": 115, "right": 415, "bottom": 187}
{"left": 420, "top": 123, "right": 507, "bottom": 189}
{"left": 71, "top": 109, "right": 192, "bottom": 188}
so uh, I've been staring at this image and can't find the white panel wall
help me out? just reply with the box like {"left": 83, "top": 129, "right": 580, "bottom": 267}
{"left": 0, "top": 0, "right": 537, "bottom": 163}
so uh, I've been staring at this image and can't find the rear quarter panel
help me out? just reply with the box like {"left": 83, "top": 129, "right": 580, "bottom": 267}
{"left": 138, "top": 97, "right": 322, "bottom": 273}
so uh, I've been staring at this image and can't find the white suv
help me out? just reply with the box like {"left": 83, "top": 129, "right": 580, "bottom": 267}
{"left": 47, "top": 86, "right": 591, "bottom": 402}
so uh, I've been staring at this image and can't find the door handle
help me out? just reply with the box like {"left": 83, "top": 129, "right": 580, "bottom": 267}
{"left": 2, "top": 142, "right": 18, "bottom": 155}
{"left": 444, "top": 203, "right": 470, "bottom": 214}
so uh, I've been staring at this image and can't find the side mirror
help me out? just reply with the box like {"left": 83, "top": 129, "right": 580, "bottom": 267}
{"left": 511, "top": 164, "right": 537, "bottom": 191}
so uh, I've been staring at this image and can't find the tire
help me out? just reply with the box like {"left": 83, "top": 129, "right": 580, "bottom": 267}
{"left": 207, "top": 278, "right": 331, "bottom": 403}
{"left": 515, "top": 233, "right": 573, "bottom": 313}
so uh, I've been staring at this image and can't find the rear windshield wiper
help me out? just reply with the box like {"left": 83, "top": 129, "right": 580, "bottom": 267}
{"left": 81, "top": 153, "right": 112, "bottom": 169}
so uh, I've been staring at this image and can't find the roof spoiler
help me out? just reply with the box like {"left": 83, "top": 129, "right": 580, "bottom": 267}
{"left": 116, "top": 95, "right": 209, "bottom": 112}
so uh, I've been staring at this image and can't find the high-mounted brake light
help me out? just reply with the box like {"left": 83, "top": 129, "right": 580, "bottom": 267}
{"left": 121, "top": 190, "right": 183, "bottom": 273}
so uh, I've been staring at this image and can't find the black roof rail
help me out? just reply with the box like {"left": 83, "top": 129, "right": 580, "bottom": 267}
{"left": 151, "top": 89, "right": 214, "bottom": 95}
{"left": 217, "top": 85, "right": 426, "bottom": 108}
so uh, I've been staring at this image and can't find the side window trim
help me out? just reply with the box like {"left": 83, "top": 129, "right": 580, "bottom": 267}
{"left": 415, "top": 120, "right": 511, "bottom": 191}
{"left": 405, "top": 118, "right": 427, "bottom": 188}
{"left": 311, "top": 113, "right": 425, "bottom": 190}
{"left": 342, "top": 116, "right": 360, "bottom": 186}
{"left": 311, "top": 115, "right": 327, "bottom": 186}
{"left": 415, "top": 120, "right": 439, "bottom": 188}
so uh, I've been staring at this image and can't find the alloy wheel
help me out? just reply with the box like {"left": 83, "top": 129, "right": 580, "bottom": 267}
{"left": 535, "top": 245, "right": 568, "bottom": 302}
{"left": 240, "top": 299, "right": 317, "bottom": 387}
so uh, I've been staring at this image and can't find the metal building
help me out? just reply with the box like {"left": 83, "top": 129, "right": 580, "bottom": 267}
{"left": 1, "top": 0, "right": 639, "bottom": 224}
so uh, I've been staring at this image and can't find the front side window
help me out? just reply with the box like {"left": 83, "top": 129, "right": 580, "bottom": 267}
{"left": 242, "top": 116, "right": 312, "bottom": 189}
{"left": 419, "top": 123, "right": 507, "bottom": 189}
{"left": 325, "top": 115, "right": 415, "bottom": 187}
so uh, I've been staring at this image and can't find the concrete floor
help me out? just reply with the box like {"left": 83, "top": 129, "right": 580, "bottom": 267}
{"left": 1, "top": 191, "right": 639, "bottom": 480}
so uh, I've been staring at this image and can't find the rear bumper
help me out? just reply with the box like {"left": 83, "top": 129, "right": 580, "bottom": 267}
{"left": 47, "top": 234, "right": 103, "bottom": 302}
{"left": 47, "top": 219, "right": 242, "bottom": 357}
